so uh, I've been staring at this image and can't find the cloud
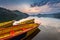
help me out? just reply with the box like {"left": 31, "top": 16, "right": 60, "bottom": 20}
{"left": 17, "top": 3, "right": 60, "bottom": 15}
{"left": 1, "top": 2, "right": 60, "bottom": 15}
{"left": 17, "top": 4, "right": 52, "bottom": 14}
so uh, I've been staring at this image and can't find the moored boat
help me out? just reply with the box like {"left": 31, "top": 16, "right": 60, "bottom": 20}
{"left": 0, "top": 19, "right": 40, "bottom": 40}
{"left": 0, "top": 20, "right": 14, "bottom": 28}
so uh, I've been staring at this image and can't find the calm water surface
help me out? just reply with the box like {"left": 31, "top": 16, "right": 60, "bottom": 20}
{"left": 21, "top": 17, "right": 60, "bottom": 40}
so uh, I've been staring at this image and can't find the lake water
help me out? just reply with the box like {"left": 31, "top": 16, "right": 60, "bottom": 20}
{"left": 20, "top": 16, "right": 60, "bottom": 40}
{"left": 13, "top": 16, "right": 60, "bottom": 40}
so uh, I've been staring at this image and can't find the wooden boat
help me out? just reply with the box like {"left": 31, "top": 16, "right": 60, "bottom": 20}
{"left": 0, "top": 19, "right": 40, "bottom": 40}
{"left": 19, "top": 19, "right": 35, "bottom": 24}
{"left": 0, "top": 20, "right": 14, "bottom": 28}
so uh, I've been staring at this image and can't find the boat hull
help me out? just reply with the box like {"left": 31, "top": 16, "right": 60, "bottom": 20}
{"left": 9, "top": 28, "right": 39, "bottom": 40}
{"left": 0, "top": 19, "right": 40, "bottom": 40}
{"left": 0, "top": 23, "right": 39, "bottom": 40}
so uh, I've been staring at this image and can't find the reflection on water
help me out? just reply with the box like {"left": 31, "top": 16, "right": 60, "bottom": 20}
{"left": 20, "top": 17, "right": 60, "bottom": 40}
{"left": 23, "top": 28, "right": 40, "bottom": 40}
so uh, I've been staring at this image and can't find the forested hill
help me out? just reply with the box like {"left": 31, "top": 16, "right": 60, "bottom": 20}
{"left": 0, "top": 7, "right": 29, "bottom": 22}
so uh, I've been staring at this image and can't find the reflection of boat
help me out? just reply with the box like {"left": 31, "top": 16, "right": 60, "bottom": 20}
{"left": 22, "top": 28, "right": 40, "bottom": 40}
{"left": 0, "top": 19, "right": 40, "bottom": 40}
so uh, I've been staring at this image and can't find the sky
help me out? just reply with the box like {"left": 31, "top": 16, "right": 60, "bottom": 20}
{"left": 0, "top": 0, "right": 60, "bottom": 15}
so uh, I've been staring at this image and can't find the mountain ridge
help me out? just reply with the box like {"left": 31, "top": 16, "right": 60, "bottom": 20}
{"left": 0, "top": 7, "right": 29, "bottom": 22}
